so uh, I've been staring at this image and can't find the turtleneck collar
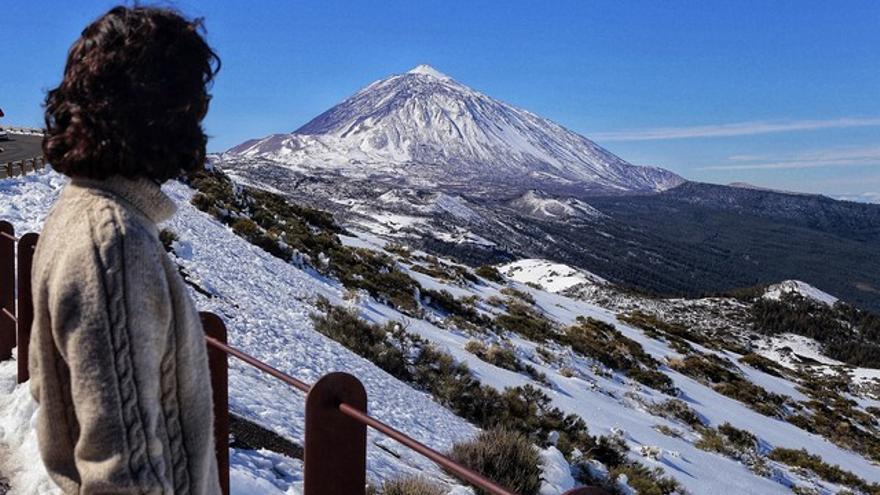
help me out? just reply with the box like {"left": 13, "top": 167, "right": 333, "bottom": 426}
{"left": 69, "top": 175, "right": 178, "bottom": 224}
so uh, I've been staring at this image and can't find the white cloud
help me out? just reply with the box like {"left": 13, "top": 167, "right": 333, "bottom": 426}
{"left": 698, "top": 146, "right": 880, "bottom": 171}
{"left": 593, "top": 117, "right": 880, "bottom": 142}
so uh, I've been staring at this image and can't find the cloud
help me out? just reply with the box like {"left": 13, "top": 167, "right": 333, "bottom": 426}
{"left": 834, "top": 192, "right": 880, "bottom": 204}
{"left": 593, "top": 117, "right": 880, "bottom": 142}
{"left": 697, "top": 146, "right": 880, "bottom": 171}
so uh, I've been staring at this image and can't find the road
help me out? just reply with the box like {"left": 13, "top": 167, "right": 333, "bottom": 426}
{"left": 0, "top": 133, "right": 43, "bottom": 163}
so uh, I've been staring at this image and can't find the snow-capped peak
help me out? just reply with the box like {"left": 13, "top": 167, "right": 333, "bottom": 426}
{"left": 407, "top": 64, "right": 451, "bottom": 80}
{"left": 225, "top": 66, "right": 684, "bottom": 195}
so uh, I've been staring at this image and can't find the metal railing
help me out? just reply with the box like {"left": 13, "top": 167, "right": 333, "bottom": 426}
{"left": 0, "top": 220, "right": 605, "bottom": 495}
{"left": 0, "top": 156, "right": 46, "bottom": 179}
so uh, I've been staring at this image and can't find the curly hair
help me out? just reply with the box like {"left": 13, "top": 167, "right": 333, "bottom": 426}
{"left": 43, "top": 5, "right": 220, "bottom": 182}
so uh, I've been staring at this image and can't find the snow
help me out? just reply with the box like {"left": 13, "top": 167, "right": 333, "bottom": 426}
{"left": 538, "top": 447, "right": 576, "bottom": 495}
{"left": 764, "top": 280, "right": 839, "bottom": 306}
{"left": 501, "top": 259, "right": 607, "bottom": 293}
{"left": 407, "top": 64, "right": 451, "bottom": 80}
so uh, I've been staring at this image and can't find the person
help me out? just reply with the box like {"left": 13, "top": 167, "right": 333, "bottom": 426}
{"left": 30, "top": 5, "right": 222, "bottom": 494}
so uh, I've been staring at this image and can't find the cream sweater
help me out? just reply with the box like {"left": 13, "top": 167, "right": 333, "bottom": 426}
{"left": 29, "top": 176, "right": 221, "bottom": 495}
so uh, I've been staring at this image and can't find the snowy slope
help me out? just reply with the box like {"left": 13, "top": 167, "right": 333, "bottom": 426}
{"left": 764, "top": 280, "right": 839, "bottom": 306}
{"left": 501, "top": 259, "right": 607, "bottom": 293}
{"left": 2, "top": 170, "right": 879, "bottom": 495}
{"left": 225, "top": 65, "right": 683, "bottom": 194}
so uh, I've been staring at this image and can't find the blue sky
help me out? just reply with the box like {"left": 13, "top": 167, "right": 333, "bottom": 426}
{"left": 3, "top": 0, "right": 879, "bottom": 199}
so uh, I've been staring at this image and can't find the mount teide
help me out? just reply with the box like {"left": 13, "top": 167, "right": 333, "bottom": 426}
{"left": 226, "top": 64, "right": 683, "bottom": 196}
{"left": 218, "top": 66, "right": 880, "bottom": 312}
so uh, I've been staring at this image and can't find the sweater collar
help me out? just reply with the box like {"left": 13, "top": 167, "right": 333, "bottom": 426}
{"left": 70, "top": 176, "right": 177, "bottom": 224}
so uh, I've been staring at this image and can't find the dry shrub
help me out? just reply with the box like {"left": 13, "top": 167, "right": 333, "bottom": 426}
{"left": 449, "top": 428, "right": 541, "bottom": 495}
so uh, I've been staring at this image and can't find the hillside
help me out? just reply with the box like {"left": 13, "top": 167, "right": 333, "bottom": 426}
{"left": 1, "top": 169, "right": 879, "bottom": 495}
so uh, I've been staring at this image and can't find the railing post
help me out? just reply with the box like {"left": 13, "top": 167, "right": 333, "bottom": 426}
{"left": 0, "top": 221, "right": 14, "bottom": 361}
{"left": 304, "top": 372, "right": 367, "bottom": 495}
{"left": 201, "top": 312, "right": 230, "bottom": 495}
{"left": 562, "top": 488, "right": 610, "bottom": 495}
{"left": 17, "top": 232, "right": 38, "bottom": 383}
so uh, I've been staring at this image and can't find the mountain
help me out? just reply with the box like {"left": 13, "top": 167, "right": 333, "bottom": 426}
{"left": 217, "top": 66, "right": 880, "bottom": 313}
{"left": 226, "top": 65, "right": 683, "bottom": 195}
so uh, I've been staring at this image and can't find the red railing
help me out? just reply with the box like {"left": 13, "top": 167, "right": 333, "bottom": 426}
{"left": 1, "top": 221, "right": 605, "bottom": 495}
{"left": 0, "top": 156, "right": 46, "bottom": 179}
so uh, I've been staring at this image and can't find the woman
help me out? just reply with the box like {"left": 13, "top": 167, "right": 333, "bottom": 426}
{"left": 31, "top": 6, "right": 221, "bottom": 494}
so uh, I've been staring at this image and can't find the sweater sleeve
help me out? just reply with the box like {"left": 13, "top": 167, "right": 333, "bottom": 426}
{"left": 45, "top": 209, "right": 169, "bottom": 494}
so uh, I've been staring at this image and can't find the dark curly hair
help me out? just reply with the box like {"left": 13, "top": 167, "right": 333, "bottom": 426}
{"left": 43, "top": 5, "right": 220, "bottom": 182}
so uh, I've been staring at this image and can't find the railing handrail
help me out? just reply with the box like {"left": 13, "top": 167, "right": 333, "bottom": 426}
{"left": 204, "top": 335, "right": 519, "bottom": 495}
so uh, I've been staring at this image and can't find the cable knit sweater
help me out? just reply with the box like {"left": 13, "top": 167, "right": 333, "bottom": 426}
{"left": 28, "top": 176, "right": 221, "bottom": 495}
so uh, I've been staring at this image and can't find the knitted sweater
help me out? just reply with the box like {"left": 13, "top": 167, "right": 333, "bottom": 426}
{"left": 28, "top": 176, "right": 221, "bottom": 495}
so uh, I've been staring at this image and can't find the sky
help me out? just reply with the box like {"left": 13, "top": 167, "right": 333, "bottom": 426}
{"left": 2, "top": 0, "right": 879, "bottom": 199}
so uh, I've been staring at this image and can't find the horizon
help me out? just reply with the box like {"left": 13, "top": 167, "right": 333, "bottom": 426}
{"left": 2, "top": 0, "right": 878, "bottom": 200}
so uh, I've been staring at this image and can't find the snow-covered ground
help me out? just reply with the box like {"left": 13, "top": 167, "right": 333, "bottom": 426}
{"left": 1, "top": 169, "right": 879, "bottom": 494}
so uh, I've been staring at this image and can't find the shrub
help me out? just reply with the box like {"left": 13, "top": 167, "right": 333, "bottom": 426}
{"left": 562, "top": 317, "right": 676, "bottom": 395}
{"left": 768, "top": 448, "right": 880, "bottom": 495}
{"left": 476, "top": 265, "right": 504, "bottom": 283}
{"left": 608, "top": 464, "right": 683, "bottom": 495}
{"left": 494, "top": 301, "right": 553, "bottom": 341}
{"left": 696, "top": 422, "right": 757, "bottom": 460}
{"left": 500, "top": 287, "right": 536, "bottom": 304}
{"left": 647, "top": 399, "right": 704, "bottom": 429}
{"left": 449, "top": 428, "right": 542, "bottom": 495}
{"left": 669, "top": 353, "right": 787, "bottom": 417}
{"left": 738, "top": 353, "right": 785, "bottom": 377}
{"left": 381, "top": 476, "right": 444, "bottom": 495}
{"left": 159, "top": 228, "right": 178, "bottom": 253}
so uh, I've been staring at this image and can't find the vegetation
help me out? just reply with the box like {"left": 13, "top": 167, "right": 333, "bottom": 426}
{"left": 695, "top": 423, "right": 757, "bottom": 459}
{"left": 380, "top": 477, "right": 444, "bottom": 495}
{"left": 493, "top": 300, "right": 554, "bottom": 342}
{"left": 312, "top": 302, "right": 682, "bottom": 493}
{"left": 465, "top": 340, "right": 548, "bottom": 384}
{"left": 187, "top": 168, "right": 422, "bottom": 313}
{"left": 751, "top": 292, "right": 880, "bottom": 368}
{"left": 647, "top": 399, "right": 704, "bottom": 429}
{"left": 768, "top": 448, "right": 880, "bottom": 495}
{"left": 668, "top": 354, "right": 789, "bottom": 418}
{"left": 158, "top": 228, "right": 178, "bottom": 253}
{"left": 475, "top": 265, "right": 504, "bottom": 283}
{"left": 562, "top": 317, "right": 677, "bottom": 395}
{"left": 449, "top": 428, "right": 542, "bottom": 495}
{"left": 738, "top": 353, "right": 785, "bottom": 377}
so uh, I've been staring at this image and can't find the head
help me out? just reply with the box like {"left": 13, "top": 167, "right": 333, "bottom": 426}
{"left": 44, "top": 5, "right": 220, "bottom": 182}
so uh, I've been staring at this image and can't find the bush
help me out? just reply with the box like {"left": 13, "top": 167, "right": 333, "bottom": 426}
{"left": 647, "top": 399, "right": 704, "bottom": 429}
{"left": 738, "top": 353, "right": 785, "bottom": 377}
{"left": 608, "top": 464, "right": 683, "bottom": 495}
{"left": 494, "top": 301, "right": 554, "bottom": 341}
{"left": 669, "top": 353, "right": 787, "bottom": 417}
{"left": 562, "top": 317, "right": 676, "bottom": 395}
{"left": 449, "top": 428, "right": 542, "bottom": 495}
{"left": 768, "top": 448, "right": 880, "bottom": 495}
{"left": 159, "top": 228, "right": 178, "bottom": 253}
{"left": 476, "top": 265, "right": 504, "bottom": 283}
{"left": 695, "top": 422, "right": 757, "bottom": 460}
{"left": 381, "top": 476, "right": 444, "bottom": 495}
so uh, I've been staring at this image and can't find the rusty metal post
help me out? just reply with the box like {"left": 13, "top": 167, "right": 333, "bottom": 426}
{"left": 304, "top": 372, "right": 367, "bottom": 495}
{"left": 562, "top": 487, "right": 610, "bottom": 495}
{"left": 201, "top": 312, "right": 230, "bottom": 495}
{"left": 0, "top": 221, "right": 14, "bottom": 361}
{"left": 16, "top": 233, "right": 38, "bottom": 383}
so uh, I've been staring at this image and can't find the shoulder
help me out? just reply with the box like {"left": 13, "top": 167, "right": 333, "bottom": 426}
{"left": 37, "top": 186, "right": 160, "bottom": 279}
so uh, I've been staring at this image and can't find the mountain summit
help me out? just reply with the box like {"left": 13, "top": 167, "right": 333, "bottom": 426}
{"left": 226, "top": 65, "right": 683, "bottom": 194}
